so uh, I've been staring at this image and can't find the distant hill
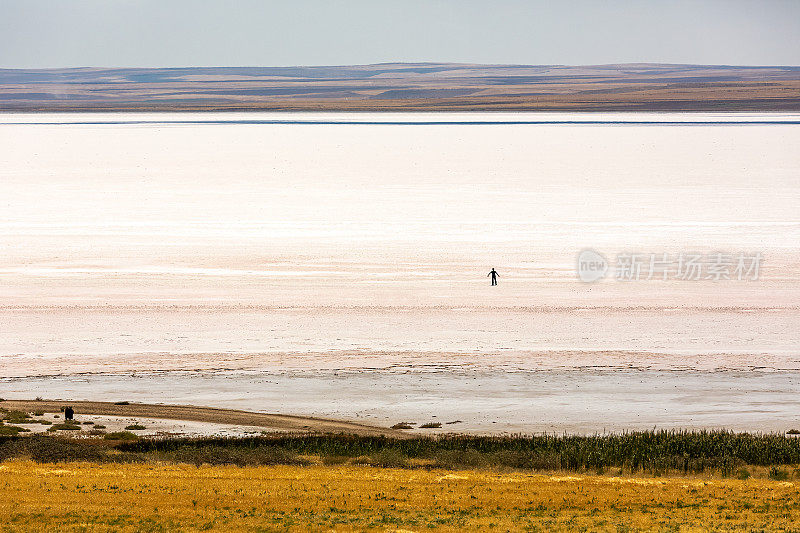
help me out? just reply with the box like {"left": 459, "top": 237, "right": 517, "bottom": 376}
{"left": 1, "top": 63, "right": 799, "bottom": 111}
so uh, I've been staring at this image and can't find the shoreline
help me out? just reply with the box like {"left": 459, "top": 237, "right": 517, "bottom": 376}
{"left": 0, "top": 399, "right": 407, "bottom": 438}
{"left": 5, "top": 368, "right": 800, "bottom": 435}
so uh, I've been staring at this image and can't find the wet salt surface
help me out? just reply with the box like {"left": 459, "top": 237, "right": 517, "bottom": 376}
{"left": 16, "top": 412, "right": 272, "bottom": 438}
{"left": 4, "top": 369, "right": 799, "bottom": 435}
{"left": 2, "top": 306, "right": 799, "bottom": 378}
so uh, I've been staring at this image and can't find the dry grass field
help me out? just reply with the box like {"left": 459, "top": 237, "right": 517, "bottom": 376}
{"left": 1, "top": 460, "right": 799, "bottom": 532}
{"left": 4, "top": 407, "right": 800, "bottom": 530}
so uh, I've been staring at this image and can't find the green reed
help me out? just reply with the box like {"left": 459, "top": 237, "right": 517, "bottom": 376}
{"left": 3, "top": 430, "right": 800, "bottom": 476}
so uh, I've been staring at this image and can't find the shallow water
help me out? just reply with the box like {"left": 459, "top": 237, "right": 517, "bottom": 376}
{"left": 6, "top": 369, "right": 800, "bottom": 434}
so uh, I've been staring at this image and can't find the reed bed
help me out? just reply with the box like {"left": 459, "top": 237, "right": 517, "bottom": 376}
{"left": 122, "top": 430, "right": 800, "bottom": 475}
{"left": 3, "top": 430, "right": 800, "bottom": 477}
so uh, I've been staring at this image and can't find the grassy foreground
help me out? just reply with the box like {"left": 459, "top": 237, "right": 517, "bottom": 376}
{"left": 4, "top": 429, "right": 800, "bottom": 530}
{"left": 1, "top": 460, "right": 799, "bottom": 532}
{"left": 0, "top": 460, "right": 800, "bottom": 531}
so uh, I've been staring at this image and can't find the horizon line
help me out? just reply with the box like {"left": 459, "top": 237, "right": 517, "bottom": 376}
{"left": 3, "top": 62, "right": 800, "bottom": 71}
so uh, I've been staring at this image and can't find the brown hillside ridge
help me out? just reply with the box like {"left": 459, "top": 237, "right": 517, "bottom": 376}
{"left": 1, "top": 63, "right": 799, "bottom": 112}
{"left": 0, "top": 399, "right": 408, "bottom": 438}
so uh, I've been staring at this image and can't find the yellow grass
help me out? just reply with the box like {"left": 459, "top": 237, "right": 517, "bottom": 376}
{"left": 1, "top": 460, "right": 799, "bottom": 531}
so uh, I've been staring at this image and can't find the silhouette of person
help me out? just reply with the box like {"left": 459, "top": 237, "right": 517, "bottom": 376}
{"left": 488, "top": 268, "right": 498, "bottom": 286}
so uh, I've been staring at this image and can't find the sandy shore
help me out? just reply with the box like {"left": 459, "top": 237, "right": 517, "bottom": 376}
{"left": 0, "top": 400, "right": 407, "bottom": 438}
{"left": 6, "top": 369, "right": 800, "bottom": 435}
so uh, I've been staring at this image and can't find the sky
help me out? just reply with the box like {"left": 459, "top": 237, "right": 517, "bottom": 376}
{"left": 1, "top": 0, "right": 799, "bottom": 68}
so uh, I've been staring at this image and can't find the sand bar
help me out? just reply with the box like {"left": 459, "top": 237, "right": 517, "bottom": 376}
{"left": 0, "top": 399, "right": 406, "bottom": 438}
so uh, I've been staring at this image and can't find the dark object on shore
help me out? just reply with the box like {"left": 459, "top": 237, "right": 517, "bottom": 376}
{"left": 391, "top": 423, "right": 414, "bottom": 430}
{"left": 64, "top": 407, "right": 74, "bottom": 421}
{"left": 420, "top": 423, "right": 442, "bottom": 429}
{"left": 114, "top": 401, "right": 130, "bottom": 405}
{"left": 445, "top": 420, "right": 463, "bottom": 425}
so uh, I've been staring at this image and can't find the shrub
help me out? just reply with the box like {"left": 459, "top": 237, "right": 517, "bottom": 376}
{"left": 94, "top": 424, "right": 107, "bottom": 430}
{"left": 47, "top": 423, "right": 81, "bottom": 431}
{"left": 787, "top": 429, "right": 800, "bottom": 435}
{"left": 391, "top": 423, "right": 413, "bottom": 430}
{"left": 737, "top": 468, "right": 751, "bottom": 480}
{"left": 420, "top": 423, "right": 442, "bottom": 429}
{"left": 321, "top": 455, "right": 349, "bottom": 465}
{"left": 366, "top": 449, "right": 409, "bottom": 468}
{"left": 172, "top": 445, "right": 309, "bottom": 467}
{"left": 769, "top": 467, "right": 790, "bottom": 481}
{"left": 125, "top": 424, "right": 146, "bottom": 430}
{"left": 2, "top": 411, "right": 32, "bottom": 424}
{"left": 0, "top": 436, "right": 105, "bottom": 463}
{"left": 433, "top": 449, "right": 488, "bottom": 469}
{"left": 493, "top": 450, "right": 562, "bottom": 471}
{"left": 0, "top": 425, "right": 30, "bottom": 436}
{"left": 105, "top": 431, "right": 139, "bottom": 441}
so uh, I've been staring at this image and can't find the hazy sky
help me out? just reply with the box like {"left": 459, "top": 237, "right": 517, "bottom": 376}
{"left": 2, "top": 0, "right": 799, "bottom": 68}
